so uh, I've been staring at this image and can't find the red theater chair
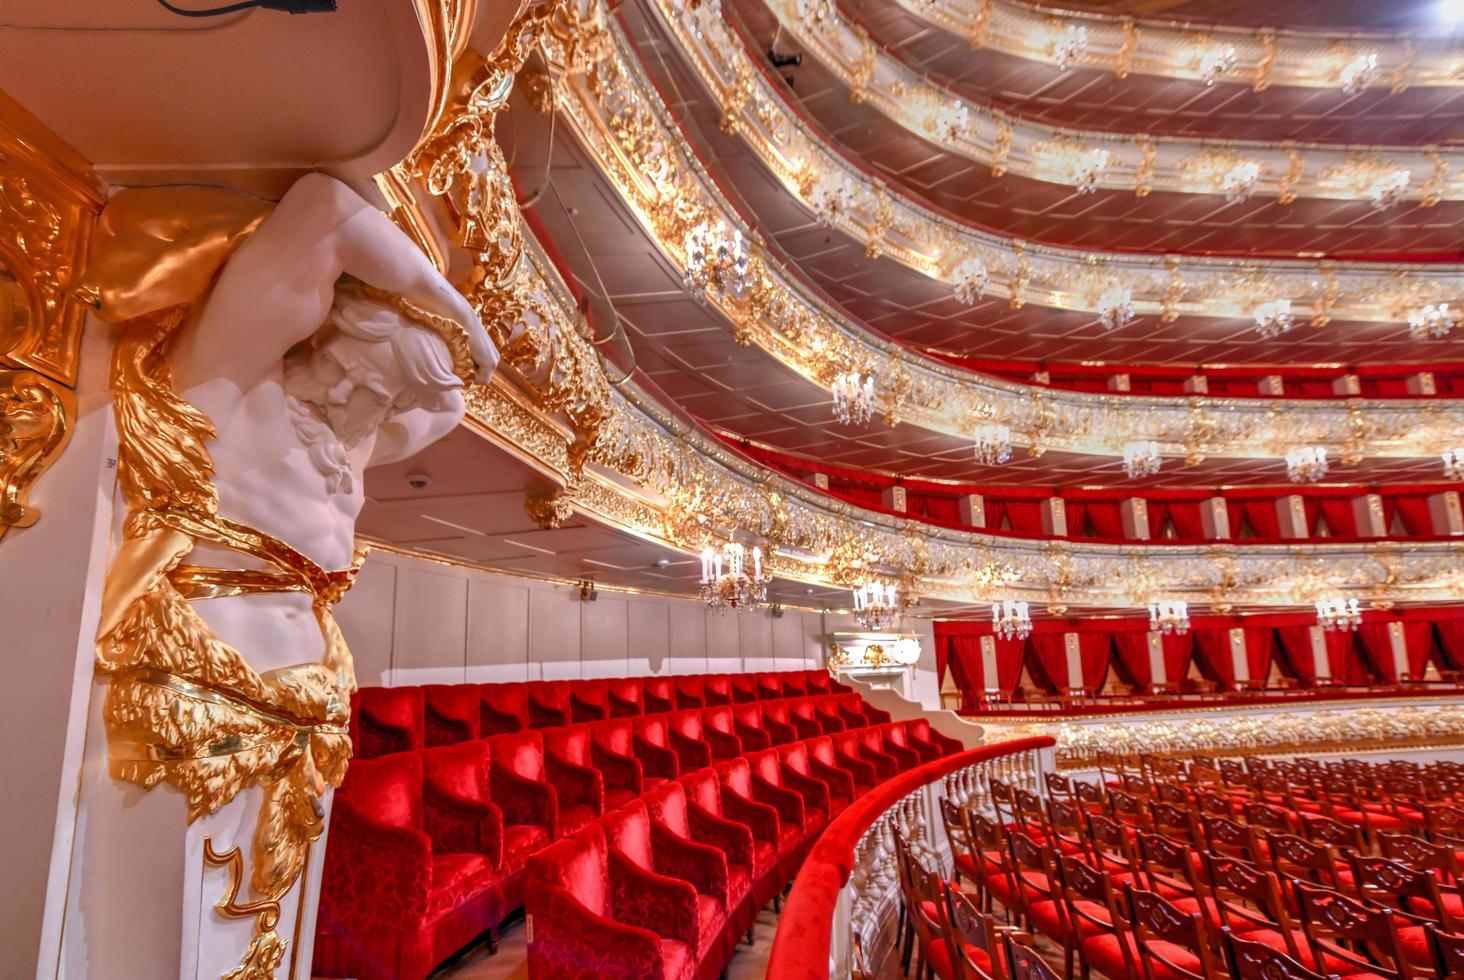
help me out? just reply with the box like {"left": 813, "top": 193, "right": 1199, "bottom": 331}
{"left": 781, "top": 671, "right": 809, "bottom": 698}
{"left": 528, "top": 680, "right": 572, "bottom": 729}
{"left": 804, "top": 669, "right": 832, "bottom": 695}
{"left": 716, "top": 756, "right": 804, "bottom": 883}
{"left": 545, "top": 723, "right": 636, "bottom": 811}
{"left": 809, "top": 696, "right": 849, "bottom": 734}
{"left": 699, "top": 705, "right": 745, "bottom": 761}
{"left": 602, "top": 800, "right": 733, "bottom": 972}
{"left": 904, "top": 717, "right": 963, "bottom": 756}
{"left": 569, "top": 679, "right": 609, "bottom": 722}
{"left": 477, "top": 682, "right": 528, "bottom": 737}
{"left": 730, "top": 673, "right": 759, "bottom": 703}
{"left": 749, "top": 748, "right": 828, "bottom": 843}
{"left": 644, "top": 676, "right": 676, "bottom": 714}
{"left": 729, "top": 701, "right": 773, "bottom": 751}
{"left": 702, "top": 674, "right": 733, "bottom": 706}
{"left": 644, "top": 780, "right": 757, "bottom": 939}
{"left": 674, "top": 675, "right": 706, "bottom": 709}
{"left": 757, "top": 700, "right": 799, "bottom": 746}
{"left": 606, "top": 677, "right": 644, "bottom": 718}
{"left": 486, "top": 731, "right": 579, "bottom": 839}
{"left": 585, "top": 718, "right": 649, "bottom": 802}
{"left": 681, "top": 766, "right": 783, "bottom": 909}
{"left": 788, "top": 697, "right": 835, "bottom": 737}
{"left": 315, "top": 752, "right": 507, "bottom": 980}
{"left": 353, "top": 687, "right": 425, "bottom": 759}
{"left": 835, "top": 729, "right": 897, "bottom": 782}
{"left": 632, "top": 715, "right": 684, "bottom": 784}
{"left": 756, "top": 673, "right": 785, "bottom": 701}
{"left": 840, "top": 692, "right": 891, "bottom": 726}
{"left": 874, "top": 723, "right": 923, "bottom": 770}
{"left": 781, "top": 739, "right": 853, "bottom": 816}
{"left": 810, "top": 734, "right": 876, "bottom": 795}
{"left": 666, "top": 710, "right": 715, "bottom": 771}
{"left": 423, "top": 684, "right": 480, "bottom": 747}
{"left": 525, "top": 823, "right": 699, "bottom": 980}
{"left": 422, "top": 739, "right": 547, "bottom": 882}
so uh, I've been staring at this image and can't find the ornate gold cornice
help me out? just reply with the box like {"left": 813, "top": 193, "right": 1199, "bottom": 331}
{"left": 640, "top": 0, "right": 1464, "bottom": 324}
{"left": 755, "top": 0, "right": 1464, "bottom": 206}
{"left": 532, "top": 6, "right": 1464, "bottom": 467}
{"left": 0, "top": 100, "right": 101, "bottom": 544}
{"left": 882, "top": 0, "right": 1464, "bottom": 92}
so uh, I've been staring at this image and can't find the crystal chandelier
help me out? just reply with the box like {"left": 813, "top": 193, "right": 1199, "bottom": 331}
{"left": 1285, "top": 446, "right": 1328, "bottom": 483}
{"left": 1148, "top": 600, "right": 1190, "bottom": 636}
{"left": 1222, "top": 161, "right": 1261, "bottom": 204}
{"left": 1408, "top": 303, "right": 1457, "bottom": 340}
{"left": 1366, "top": 168, "right": 1410, "bottom": 209}
{"left": 698, "top": 543, "right": 769, "bottom": 613}
{"left": 1097, "top": 284, "right": 1135, "bottom": 330}
{"left": 1339, "top": 53, "right": 1379, "bottom": 95}
{"left": 809, "top": 172, "right": 855, "bottom": 227}
{"left": 851, "top": 581, "right": 903, "bottom": 632}
{"left": 1122, "top": 440, "right": 1162, "bottom": 479}
{"left": 1072, "top": 148, "right": 1110, "bottom": 194}
{"left": 972, "top": 423, "right": 1013, "bottom": 465}
{"left": 991, "top": 599, "right": 1032, "bottom": 641}
{"left": 831, "top": 371, "right": 876, "bottom": 425}
{"left": 1198, "top": 46, "right": 1237, "bottom": 86}
{"left": 951, "top": 255, "right": 989, "bottom": 305}
{"left": 1253, "top": 299, "right": 1294, "bottom": 338}
{"left": 1443, "top": 449, "right": 1464, "bottom": 481}
{"left": 683, "top": 220, "right": 751, "bottom": 304}
{"left": 1315, "top": 596, "right": 1362, "bottom": 632}
{"left": 1053, "top": 24, "right": 1088, "bottom": 70}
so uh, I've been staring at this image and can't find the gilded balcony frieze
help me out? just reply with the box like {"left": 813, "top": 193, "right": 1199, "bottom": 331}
{"left": 526, "top": 5, "right": 1464, "bottom": 465}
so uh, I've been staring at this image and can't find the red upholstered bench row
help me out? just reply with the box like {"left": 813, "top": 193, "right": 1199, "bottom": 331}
{"left": 316, "top": 677, "right": 962, "bottom": 979}
{"left": 350, "top": 669, "right": 854, "bottom": 759}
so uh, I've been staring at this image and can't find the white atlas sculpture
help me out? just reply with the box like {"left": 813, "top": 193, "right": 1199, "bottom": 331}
{"left": 81, "top": 173, "right": 498, "bottom": 979}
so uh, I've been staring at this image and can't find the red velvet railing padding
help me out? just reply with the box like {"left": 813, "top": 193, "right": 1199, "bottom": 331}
{"left": 765, "top": 736, "right": 1057, "bottom": 980}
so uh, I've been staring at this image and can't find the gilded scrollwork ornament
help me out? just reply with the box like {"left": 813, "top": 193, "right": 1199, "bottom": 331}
{"left": 0, "top": 369, "right": 72, "bottom": 541}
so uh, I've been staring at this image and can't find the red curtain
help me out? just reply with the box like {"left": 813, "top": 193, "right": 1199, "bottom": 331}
{"left": 1325, "top": 630, "right": 1370, "bottom": 685}
{"left": 1317, "top": 498, "right": 1358, "bottom": 537}
{"left": 1276, "top": 626, "right": 1320, "bottom": 686}
{"left": 1167, "top": 500, "right": 1206, "bottom": 540}
{"left": 1145, "top": 501, "right": 1168, "bottom": 539}
{"left": 1086, "top": 501, "right": 1124, "bottom": 538}
{"left": 992, "top": 638, "right": 1027, "bottom": 696}
{"left": 1355, "top": 625, "right": 1398, "bottom": 682}
{"left": 1111, "top": 632, "right": 1153, "bottom": 690}
{"left": 1005, "top": 499, "right": 1043, "bottom": 535}
{"left": 1242, "top": 500, "right": 1281, "bottom": 538}
{"left": 1029, "top": 635, "right": 1070, "bottom": 693}
{"left": 1192, "top": 628, "right": 1235, "bottom": 687}
{"left": 1163, "top": 632, "right": 1195, "bottom": 689}
{"left": 1063, "top": 499, "right": 1087, "bottom": 538}
{"left": 1079, "top": 633, "right": 1112, "bottom": 693}
{"left": 1404, "top": 622, "right": 1438, "bottom": 678}
{"left": 1433, "top": 621, "right": 1464, "bottom": 671}
{"left": 1392, "top": 495, "right": 1433, "bottom": 536}
{"left": 1242, "top": 627, "right": 1277, "bottom": 686}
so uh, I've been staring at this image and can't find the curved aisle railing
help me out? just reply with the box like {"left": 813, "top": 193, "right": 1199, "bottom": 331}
{"left": 767, "top": 736, "right": 1057, "bottom": 980}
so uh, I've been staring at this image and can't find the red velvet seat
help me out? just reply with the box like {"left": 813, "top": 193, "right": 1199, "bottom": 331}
{"left": 716, "top": 756, "right": 803, "bottom": 882}
{"left": 487, "top": 730, "right": 591, "bottom": 839}
{"left": 545, "top": 723, "right": 635, "bottom": 811}
{"left": 749, "top": 748, "right": 827, "bottom": 846}
{"left": 606, "top": 677, "right": 644, "bottom": 718}
{"left": 875, "top": 722, "right": 923, "bottom": 769}
{"left": 781, "top": 739, "right": 853, "bottom": 816}
{"left": 758, "top": 701, "right": 799, "bottom": 746}
{"left": 810, "top": 733, "right": 876, "bottom": 793}
{"left": 632, "top": 715, "right": 684, "bottom": 784}
{"left": 585, "top": 718, "right": 649, "bottom": 801}
{"left": 786, "top": 697, "right": 830, "bottom": 738}
{"left": 667, "top": 709, "right": 715, "bottom": 771}
{"left": 804, "top": 669, "right": 832, "bottom": 695}
{"left": 680, "top": 766, "right": 783, "bottom": 908}
{"left": 840, "top": 691, "right": 891, "bottom": 726}
{"left": 643, "top": 677, "right": 675, "bottom": 714}
{"left": 903, "top": 717, "right": 963, "bottom": 756}
{"left": 315, "top": 752, "right": 506, "bottom": 980}
{"left": 781, "top": 672, "right": 809, "bottom": 698}
{"left": 702, "top": 674, "right": 733, "bottom": 706}
{"left": 756, "top": 673, "right": 785, "bottom": 701}
{"left": 809, "top": 695, "right": 849, "bottom": 734}
{"left": 644, "top": 780, "right": 756, "bottom": 939}
{"left": 526, "top": 823, "right": 698, "bottom": 980}
{"left": 854, "top": 726, "right": 905, "bottom": 779}
{"left": 835, "top": 729, "right": 896, "bottom": 782}
{"left": 478, "top": 681, "right": 528, "bottom": 737}
{"left": 730, "top": 673, "right": 759, "bottom": 703}
{"left": 423, "top": 684, "right": 481, "bottom": 747}
{"left": 729, "top": 701, "right": 773, "bottom": 751}
{"left": 674, "top": 675, "right": 706, "bottom": 710}
{"left": 569, "top": 679, "right": 609, "bottom": 723}
{"left": 699, "top": 705, "right": 745, "bottom": 761}
{"left": 353, "top": 687, "right": 425, "bottom": 758}
{"left": 602, "top": 800, "right": 733, "bottom": 973}
{"left": 528, "top": 680, "right": 572, "bottom": 729}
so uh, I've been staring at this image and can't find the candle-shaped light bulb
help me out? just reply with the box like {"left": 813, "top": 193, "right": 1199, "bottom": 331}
{"left": 701, "top": 547, "right": 714, "bottom": 583}
{"left": 753, "top": 546, "right": 762, "bottom": 580}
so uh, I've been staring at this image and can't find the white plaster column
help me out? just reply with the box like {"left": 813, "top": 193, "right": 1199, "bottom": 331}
{"left": 1107, "top": 373, "right": 1131, "bottom": 392}
{"left": 1277, "top": 495, "right": 1308, "bottom": 538}
{"left": 1147, "top": 632, "right": 1166, "bottom": 688}
{"left": 1309, "top": 626, "right": 1332, "bottom": 683}
{"left": 1332, "top": 374, "right": 1361, "bottom": 396}
{"left": 1428, "top": 492, "right": 1464, "bottom": 535}
{"left": 1229, "top": 628, "right": 1249, "bottom": 686}
{"left": 1406, "top": 372, "right": 1436, "bottom": 395}
{"left": 881, "top": 484, "right": 907, "bottom": 513}
{"left": 1354, "top": 494, "right": 1387, "bottom": 537}
{"left": 981, "top": 635, "right": 999, "bottom": 697}
{"left": 1122, "top": 498, "right": 1149, "bottom": 540}
{"left": 1202, "top": 498, "right": 1230, "bottom": 539}
{"left": 1183, "top": 375, "right": 1208, "bottom": 394}
{"left": 958, "top": 493, "right": 985, "bottom": 528}
{"left": 813, "top": 472, "right": 829, "bottom": 490}
{"left": 1388, "top": 621, "right": 1410, "bottom": 680}
{"left": 1258, "top": 375, "right": 1284, "bottom": 396}
{"left": 1064, "top": 633, "right": 1083, "bottom": 692}
{"left": 1042, "top": 498, "right": 1068, "bottom": 536}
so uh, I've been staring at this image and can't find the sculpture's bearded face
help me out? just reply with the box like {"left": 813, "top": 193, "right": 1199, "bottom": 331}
{"left": 303, "top": 333, "right": 415, "bottom": 447}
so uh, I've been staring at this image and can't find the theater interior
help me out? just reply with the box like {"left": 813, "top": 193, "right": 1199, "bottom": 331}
{"left": 3, "top": 0, "right": 1464, "bottom": 978}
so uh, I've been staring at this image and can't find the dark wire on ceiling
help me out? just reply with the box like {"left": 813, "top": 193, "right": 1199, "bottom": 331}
{"left": 155, "top": 0, "right": 335, "bottom": 16}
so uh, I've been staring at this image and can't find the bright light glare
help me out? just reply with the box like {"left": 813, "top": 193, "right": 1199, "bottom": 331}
{"left": 1439, "top": 0, "right": 1464, "bottom": 22}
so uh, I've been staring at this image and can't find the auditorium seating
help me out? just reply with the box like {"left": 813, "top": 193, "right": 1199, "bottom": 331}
{"left": 911, "top": 753, "right": 1464, "bottom": 979}
{"left": 316, "top": 669, "right": 961, "bottom": 979}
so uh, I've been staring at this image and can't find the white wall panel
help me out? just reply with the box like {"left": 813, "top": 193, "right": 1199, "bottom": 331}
{"left": 389, "top": 566, "right": 467, "bottom": 685}
{"left": 802, "top": 613, "right": 827, "bottom": 668}
{"left": 668, "top": 603, "right": 707, "bottom": 675}
{"left": 706, "top": 611, "right": 742, "bottom": 673}
{"left": 772, "top": 612, "right": 805, "bottom": 671}
{"left": 335, "top": 559, "right": 396, "bottom": 687}
{"left": 581, "top": 598, "right": 629, "bottom": 679}
{"left": 741, "top": 612, "right": 776, "bottom": 673}
{"left": 466, "top": 578, "right": 529, "bottom": 682}
{"left": 627, "top": 596, "right": 669, "bottom": 675}
{"left": 530, "top": 586, "right": 582, "bottom": 680}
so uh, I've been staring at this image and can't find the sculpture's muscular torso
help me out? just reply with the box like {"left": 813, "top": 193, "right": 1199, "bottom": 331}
{"left": 163, "top": 173, "right": 497, "bottom": 674}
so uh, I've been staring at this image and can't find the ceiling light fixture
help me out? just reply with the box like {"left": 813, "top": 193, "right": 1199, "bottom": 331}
{"left": 831, "top": 370, "right": 876, "bottom": 425}
{"left": 1198, "top": 46, "right": 1237, "bottom": 86}
{"left": 1122, "top": 440, "right": 1162, "bottom": 479}
{"left": 951, "top": 255, "right": 989, "bottom": 305}
{"left": 699, "top": 542, "right": 769, "bottom": 613}
{"left": 1052, "top": 24, "right": 1089, "bottom": 70}
{"left": 1097, "top": 283, "right": 1135, "bottom": 330}
{"left": 1222, "top": 161, "right": 1262, "bottom": 204}
{"left": 1340, "top": 53, "right": 1379, "bottom": 94}
{"left": 682, "top": 219, "right": 751, "bottom": 304}
{"left": 1285, "top": 446, "right": 1329, "bottom": 483}
{"left": 991, "top": 599, "right": 1032, "bottom": 641}
{"left": 851, "top": 581, "right": 904, "bottom": 631}
{"left": 1148, "top": 600, "right": 1189, "bottom": 635}
{"left": 1071, "top": 147, "right": 1110, "bottom": 194}
{"left": 1443, "top": 449, "right": 1464, "bottom": 481}
{"left": 972, "top": 423, "right": 1013, "bottom": 465}
{"left": 1408, "top": 303, "right": 1457, "bottom": 339}
{"left": 1253, "top": 299, "right": 1294, "bottom": 338}
{"left": 1315, "top": 596, "right": 1362, "bottom": 632}
{"left": 1366, "top": 168, "right": 1411, "bottom": 209}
